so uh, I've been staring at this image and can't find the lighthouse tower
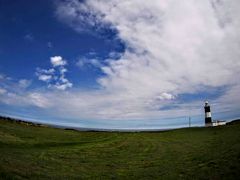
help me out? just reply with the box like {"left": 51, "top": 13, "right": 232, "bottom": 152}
{"left": 204, "top": 101, "right": 212, "bottom": 126}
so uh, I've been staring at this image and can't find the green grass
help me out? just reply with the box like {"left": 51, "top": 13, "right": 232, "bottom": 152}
{"left": 0, "top": 119, "right": 240, "bottom": 179}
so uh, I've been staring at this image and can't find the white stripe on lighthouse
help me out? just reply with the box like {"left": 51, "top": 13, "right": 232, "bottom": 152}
{"left": 205, "top": 112, "right": 211, "bottom": 118}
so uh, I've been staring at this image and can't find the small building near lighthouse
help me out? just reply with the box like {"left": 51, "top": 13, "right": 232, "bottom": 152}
{"left": 211, "top": 120, "right": 226, "bottom": 126}
{"left": 204, "top": 101, "right": 226, "bottom": 127}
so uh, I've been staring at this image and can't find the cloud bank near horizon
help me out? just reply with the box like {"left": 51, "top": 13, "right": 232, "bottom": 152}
{"left": 1, "top": 0, "right": 240, "bottom": 126}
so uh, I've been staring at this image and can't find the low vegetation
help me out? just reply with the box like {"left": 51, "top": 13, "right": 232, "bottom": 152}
{"left": 0, "top": 117, "right": 240, "bottom": 179}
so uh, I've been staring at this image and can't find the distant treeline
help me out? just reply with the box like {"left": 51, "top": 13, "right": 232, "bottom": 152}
{"left": 0, "top": 115, "right": 47, "bottom": 127}
{"left": 226, "top": 119, "right": 240, "bottom": 125}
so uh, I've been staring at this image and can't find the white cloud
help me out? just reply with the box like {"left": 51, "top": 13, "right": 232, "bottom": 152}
{"left": 55, "top": 82, "right": 73, "bottom": 90}
{"left": 0, "top": 91, "right": 52, "bottom": 109}
{"left": 157, "top": 93, "right": 175, "bottom": 100}
{"left": 76, "top": 57, "right": 102, "bottom": 69}
{"left": 36, "top": 68, "right": 55, "bottom": 82}
{"left": 27, "top": 93, "right": 52, "bottom": 108}
{"left": 0, "top": 88, "right": 7, "bottom": 95}
{"left": 55, "top": 0, "right": 108, "bottom": 34}
{"left": 0, "top": 73, "right": 52, "bottom": 108}
{"left": 50, "top": 56, "right": 67, "bottom": 67}
{"left": 0, "top": 74, "right": 11, "bottom": 81}
{"left": 38, "top": 75, "right": 52, "bottom": 82}
{"left": 60, "top": 67, "right": 67, "bottom": 74}
{"left": 36, "top": 56, "right": 72, "bottom": 91}
{"left": 18, "top": 79, "right": 32, "bottom": 88}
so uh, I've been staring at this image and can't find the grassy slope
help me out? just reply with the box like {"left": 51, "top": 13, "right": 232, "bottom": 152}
{"left": 0, "top": 119, "right": 240, "bottom": 179}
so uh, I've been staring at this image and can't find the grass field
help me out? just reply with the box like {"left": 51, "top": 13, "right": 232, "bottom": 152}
{"left": 0, "top": 118, "right": 240, "bottom": 179}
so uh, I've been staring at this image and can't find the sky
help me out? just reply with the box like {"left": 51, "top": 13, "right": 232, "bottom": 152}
{"left": 0, "top": 0, "right": 240, "bottom": 129}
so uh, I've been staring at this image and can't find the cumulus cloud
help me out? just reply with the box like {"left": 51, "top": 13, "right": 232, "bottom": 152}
{"left": 36, "top": 56, "right": 72, "bottom": 90}
{"left": 50, "top": 56, "right": 67, "bottom": 67}
{"left": 36, "top": 68, "right": 54, "bottom": 82}
{"left": 38, "top": 74, "right": 52, "bottom": 82}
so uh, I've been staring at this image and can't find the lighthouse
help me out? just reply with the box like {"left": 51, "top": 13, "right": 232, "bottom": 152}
{"left": 204, "top": 101, "right": 212, "bottom": 126}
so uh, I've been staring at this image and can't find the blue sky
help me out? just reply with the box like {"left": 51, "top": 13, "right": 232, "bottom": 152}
{"left": 0, "top": 0, "right": 240, "bottom": 129}
{"left": 0, "top": 0, "right": 123, "bottom": 88}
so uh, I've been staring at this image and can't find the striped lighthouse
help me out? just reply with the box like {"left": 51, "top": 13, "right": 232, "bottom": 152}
{"left": 204, "top": 101, "right": 212, "bottom": 125}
